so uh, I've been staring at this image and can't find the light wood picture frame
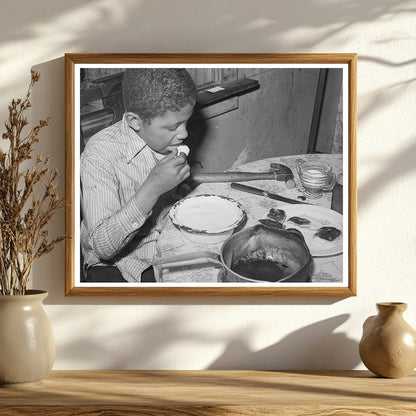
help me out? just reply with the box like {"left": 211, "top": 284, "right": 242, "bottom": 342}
{"left": 65, "top": 53, "right": 356, "bottom": 296}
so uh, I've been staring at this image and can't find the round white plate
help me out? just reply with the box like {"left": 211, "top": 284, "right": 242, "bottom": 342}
{"left": 264, "top": 204, "right": 343, "bottom": 257}
{"left": 170, "top": 194, "right": 246, "bottom": 234}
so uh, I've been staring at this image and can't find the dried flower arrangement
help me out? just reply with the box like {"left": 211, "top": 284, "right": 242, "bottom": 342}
{"left": 0, "top": 71, "right": 66, "bottom": 295}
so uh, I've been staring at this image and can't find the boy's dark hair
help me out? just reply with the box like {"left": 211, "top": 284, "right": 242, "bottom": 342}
{"left": 122, "top": 68, "right": 198, "bottom": 124}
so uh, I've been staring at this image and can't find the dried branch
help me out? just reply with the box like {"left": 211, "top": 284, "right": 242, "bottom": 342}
{"left": 0, "top": 71, "right": 67, "bottom": 295}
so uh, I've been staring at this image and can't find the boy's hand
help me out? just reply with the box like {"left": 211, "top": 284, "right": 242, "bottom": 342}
{"left": 146, "top": 152, "right": 190, "bottom": 196}
{"left": 133, "top": 152, "right": 190, "bottom": 215}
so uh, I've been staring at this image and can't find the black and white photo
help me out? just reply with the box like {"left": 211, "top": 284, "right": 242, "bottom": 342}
{"left": 65, "top": 54, "right": 356, "bottom": 296}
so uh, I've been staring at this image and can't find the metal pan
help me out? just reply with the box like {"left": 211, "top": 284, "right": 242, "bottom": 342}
{"left": 153, "top": 224, "right": 312, "bottom": 283}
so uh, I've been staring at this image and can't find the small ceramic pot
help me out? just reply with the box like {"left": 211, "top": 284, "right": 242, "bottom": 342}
{"left": 0, "top": 290, "right": 55, "bottom": 387}
{"left": 359, "top": 302, "right": 416, "bottom": 378}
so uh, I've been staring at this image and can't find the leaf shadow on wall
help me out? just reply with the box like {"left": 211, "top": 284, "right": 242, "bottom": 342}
{"left": 0, "top": 0, "right": 414, "bottom": 97}
{"left": 355, "top": 55, "right": 416, "bottom": 211}
{"left": 52, "top": 308, "right": 220, "bottom": 369}
{"left": 207, "top": 314, "right": 360, "bottom": 370}
{"left": 358, "top": 138, "right": 416, "bottom": 210}
{"left": 52, "top": 307, "right": 359, "bottom": 371}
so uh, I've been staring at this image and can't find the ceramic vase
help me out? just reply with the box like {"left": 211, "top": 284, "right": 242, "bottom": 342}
{"left": 0, "top": 290, "right": 55, "bottom": 387}
{"left": 359, "top": 302, "right": 416, "bottom": 378}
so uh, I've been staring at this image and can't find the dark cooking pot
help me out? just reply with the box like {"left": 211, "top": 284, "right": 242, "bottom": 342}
{"left": 153, "top": 224, "right": 312, "bottom": 283}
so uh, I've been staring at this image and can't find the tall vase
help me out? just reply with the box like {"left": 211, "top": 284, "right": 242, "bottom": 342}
{"left": 359, "top": 302, "right": 416, "bottom": 378}
{"left": 0, "top": 290, "right": 55, "bottom": 387}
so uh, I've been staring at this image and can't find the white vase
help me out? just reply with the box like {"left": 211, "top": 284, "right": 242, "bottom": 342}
{"left": 0, "top": 290, "right": 55, "bottom": 387}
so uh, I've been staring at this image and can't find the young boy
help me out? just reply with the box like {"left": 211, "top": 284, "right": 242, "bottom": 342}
{"left": 80, "top": 68, "right": 198, "bottom": 282}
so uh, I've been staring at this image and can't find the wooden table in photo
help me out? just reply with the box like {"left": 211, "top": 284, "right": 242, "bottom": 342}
{"left": 156, "top": 154, "right": 343, "bottom": 283}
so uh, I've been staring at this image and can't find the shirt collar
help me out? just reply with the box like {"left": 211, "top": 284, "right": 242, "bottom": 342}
{"left": 121, "top": 115, "right": 148, "bottom": 163}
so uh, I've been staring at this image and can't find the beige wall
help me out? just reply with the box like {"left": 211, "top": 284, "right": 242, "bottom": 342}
{"left": 0, "top": 0, "right": 415, "bottom": 370}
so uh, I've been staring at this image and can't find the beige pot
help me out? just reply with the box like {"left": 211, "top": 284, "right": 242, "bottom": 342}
{"left": 359, "top": 302, "right": 416, "bottom": 378}
{"left": 0, "top": 290, "right": 55, "bottom": 387}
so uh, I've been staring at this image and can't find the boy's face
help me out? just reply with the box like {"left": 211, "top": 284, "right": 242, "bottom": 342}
{"left": 128, "top": 103, "right": 195, "bottom": 155}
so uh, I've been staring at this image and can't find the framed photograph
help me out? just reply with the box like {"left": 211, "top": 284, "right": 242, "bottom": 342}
{"left": 65, "top": 53, "right": 356, "bottom": 296}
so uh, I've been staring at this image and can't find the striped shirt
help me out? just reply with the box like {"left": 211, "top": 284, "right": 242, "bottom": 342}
{"left": 80, "top": 115, "right": 175, "bottom": 282}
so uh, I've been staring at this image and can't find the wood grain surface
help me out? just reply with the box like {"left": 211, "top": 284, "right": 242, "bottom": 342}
{"left": 1, "top": 370, "right": 415, "bottom": 415}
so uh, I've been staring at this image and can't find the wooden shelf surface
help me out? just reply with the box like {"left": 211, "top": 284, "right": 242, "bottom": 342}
{"left": 1, "top": 370, "right": 415, "bottom": 415}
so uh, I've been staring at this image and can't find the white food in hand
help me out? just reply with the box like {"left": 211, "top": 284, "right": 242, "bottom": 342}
{"left": 176, "top": 145, "right": 190, "bottom": 156}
